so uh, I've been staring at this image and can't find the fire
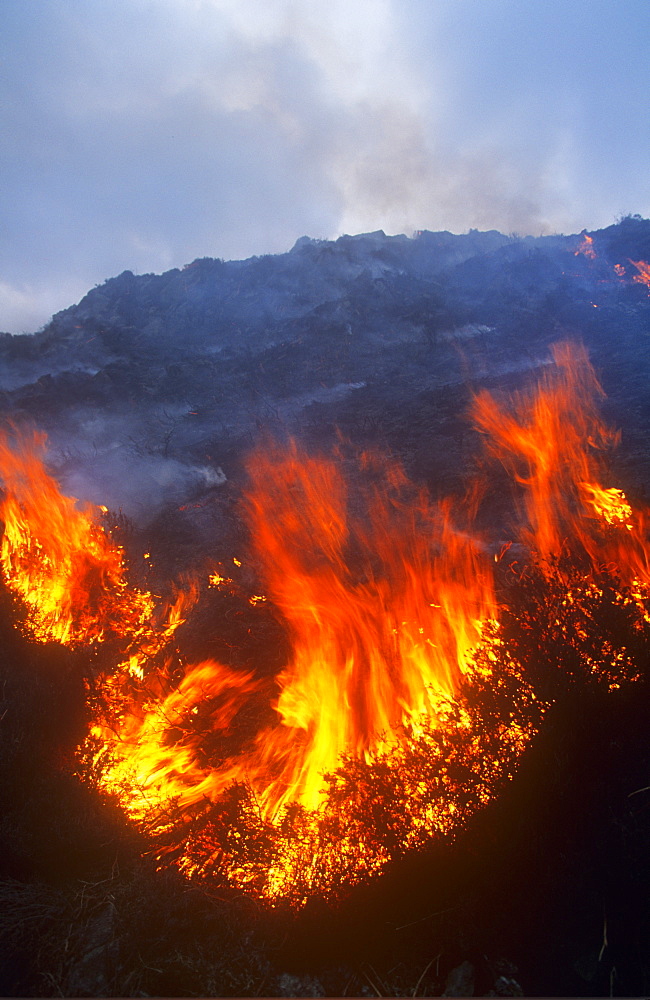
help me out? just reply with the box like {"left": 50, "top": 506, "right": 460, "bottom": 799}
{"left": 630, "top": 259, "right": 650, "bottom": 289}
{"left": 579, "top": 483, "right": 633, "bottom": 528}
{"left": 471, "top": 342, "right": 649, "bottom": 587}
{"left": 89, "top": 660, "right": 262, "bottom": 821}
{"left": 1, "top": 340, "right": 649, "bottom": 905}
{"left": 239, "top": 445, "right": 497, "bottom": 814}
{"left": 0, "top": 426, "right": 196, "bottom": 664}
{"left": 570, "top": 237, "right": 650, "bottom": 296}
{"left": 0, "top": 428, "right": 150, "bottom": 646}
{"left": 575, "top": 233, "right": 597, "bottom": 259}
{"left": 89, "top": 444, "right": 498, "bottom": 843}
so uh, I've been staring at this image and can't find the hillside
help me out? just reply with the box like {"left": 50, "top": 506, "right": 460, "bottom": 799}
{"left": 0, "top": 216, "right": 649, "bottom": 546}
{"left": 1, "top": 218, "right": 650, "bottom": 997}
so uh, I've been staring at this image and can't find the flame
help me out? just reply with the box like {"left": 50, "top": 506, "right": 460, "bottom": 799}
{"left": 2, "top": 341, "right": 649, "bottom": 905}
{"left": 630, "top": 259, "right": 650, "bottom": 289}
{"left": 471, "top": 342, "right": 649, "bottom": 584}
{"left": 90, "top": 660, "right": 262, "bottom": 821}
{"left": 575, "top": 233, "right": 597, "bottom": 259}
{"left": 0, "top": 428, "right": 151, "bottom": 646}
{"left": 570, "top": 237, "right": 650, "bottom": 296}
{"left": 239, "top": 445, "right": 496, "bottom": 813}
{"left": 120, "top": 578, "right": 201, "bottom": 680}
{"left": 0, "top": 426, "right": 197, "bottom": 663}
{"left": 579, "top": 483, "right": 633, "bottom": 528}
{"left": 90, "top": 443, "right": 497, "bottom": 838}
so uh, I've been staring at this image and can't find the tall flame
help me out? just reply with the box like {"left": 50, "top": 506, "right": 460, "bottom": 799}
{"left": 0, "top": 427, "right": 196, "bottom": 662}
{"left": 472, "top": 342, "right": 649, "bottom": 586}
{"left": 0, "top": 428, "right": 149, "bottom": 645}
{"left": 89, "top": 444, "right": 497, "bottom": 830}
{"left": 241, "top": 444, "right": 495, "bottom": 813}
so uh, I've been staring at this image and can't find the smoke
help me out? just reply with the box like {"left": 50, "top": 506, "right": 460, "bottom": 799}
{"left": 59, "top": 450, "right": 226, "bottom": 524}
{"left": 42, "top": 411, "right": 227, "bottom": 525}
{"left": 2, "top": 0, "right": 650, "bottom": 331}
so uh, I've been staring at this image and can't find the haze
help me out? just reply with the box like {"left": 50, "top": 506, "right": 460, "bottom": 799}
{"left": 2, "top": 0, "right": 649, "bottom": 333}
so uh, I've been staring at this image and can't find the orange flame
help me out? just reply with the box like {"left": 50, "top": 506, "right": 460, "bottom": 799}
{"left": 472, "top": 342, "right": 649, "bottom": 586}
{"left": 575, "top": 233, "right": 597, "bottom": 259}
{"left": 2, "top": 341, "right": 649, "bottom": 903}
{"left": 630, "top": 259, "right": 650, "bottom": 289}
{"left": 240, "top": 444, "right": 496, "bottom": 814}
{"left": 90, "top": 444, "right": 497, "bottom": 831}
{"left": 0, "top": 428, "right": 150, "bottom": 645}
{"left": 0, "top": 427, "right": 197, "bottom": 662}
{"left": 90, "top": 660, "right": 262, "bottom": 821}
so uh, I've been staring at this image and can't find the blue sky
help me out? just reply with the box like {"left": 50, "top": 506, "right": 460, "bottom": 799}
{"left": 2, "top": 0, "right": 649, "bottom": 332}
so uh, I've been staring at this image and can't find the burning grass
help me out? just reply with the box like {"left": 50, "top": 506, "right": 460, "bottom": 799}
{"left": 1, "top": 342, "right": 650, "bottom": 915}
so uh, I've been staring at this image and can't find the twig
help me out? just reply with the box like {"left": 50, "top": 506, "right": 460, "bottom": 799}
{"left": 413, "top": 955, "right": 439, "bottom": 997}
{"left": 362, "top": 964, "right": 386, "bottom": 997}
{"left": 609, "top": 965, "right": 617, "bottom": 998}
{"left": 598, "top": 910, "right": 608, "bottom": 963}
{"left": 137, "top": 950, "right": 163, "bottom": 974}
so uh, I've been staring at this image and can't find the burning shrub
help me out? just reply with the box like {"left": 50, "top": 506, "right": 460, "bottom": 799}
{"left": 1, "top": 342, "right": 650, "bottom": 915}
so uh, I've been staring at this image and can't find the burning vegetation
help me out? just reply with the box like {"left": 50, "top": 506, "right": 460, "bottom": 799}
{"left": 0, "top": 343, "right": 649, "bottom": 917}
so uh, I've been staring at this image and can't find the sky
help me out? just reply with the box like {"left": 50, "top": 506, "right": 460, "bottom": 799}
{"left": 1, "top": 0, "right": 649, "bottom": 334}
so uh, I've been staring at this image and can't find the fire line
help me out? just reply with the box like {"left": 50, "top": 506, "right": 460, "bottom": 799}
{"left": 0, "top": 342, "right": 647, "bottom": 905}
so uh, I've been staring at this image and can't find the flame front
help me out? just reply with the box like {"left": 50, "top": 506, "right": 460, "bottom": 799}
{"left": 1, "top": 340, "right": 649, "bottom": 905}
{"left": 89, "top": 443, "right": 497, "bottom": 839}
